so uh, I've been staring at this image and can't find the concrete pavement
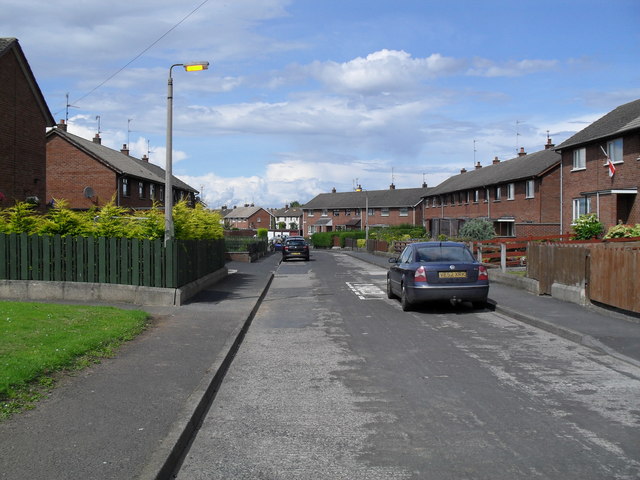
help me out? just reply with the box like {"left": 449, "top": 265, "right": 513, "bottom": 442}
{"left": 1, "top": 248, "right": 639, "bottom": 479}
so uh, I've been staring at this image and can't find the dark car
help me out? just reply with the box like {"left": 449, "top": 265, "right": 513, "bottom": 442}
{"left": 282, "top": 236, "right": 310, "bottom": 261}
{"left": 387, "top": 241, "right": 489, "bottom": 311}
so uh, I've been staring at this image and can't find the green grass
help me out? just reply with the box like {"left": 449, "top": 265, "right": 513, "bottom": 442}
{"left": 0, "top": 301, "right": 149, "bottom": 419}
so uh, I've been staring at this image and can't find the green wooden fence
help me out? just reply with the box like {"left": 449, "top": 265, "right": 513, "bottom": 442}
{"left": 0, "top": 233, "right": 225, "bottom": 289}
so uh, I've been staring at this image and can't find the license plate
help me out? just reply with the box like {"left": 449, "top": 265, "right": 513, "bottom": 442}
{"left": 439, "top": 271, "right": 467, "bottom": 279}
{"left": 291, "top": 252, "right": 300, "bottom": 255}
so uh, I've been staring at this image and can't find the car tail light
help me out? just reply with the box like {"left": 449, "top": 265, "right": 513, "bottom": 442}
{"left": 414, "top": 266, "right": 427, "bottom": 283}
{"left": 478, "top": 265, "right": 488, "bottom": 281}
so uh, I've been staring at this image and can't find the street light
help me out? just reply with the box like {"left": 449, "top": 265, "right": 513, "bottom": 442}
{"left": 164, "top": 61, "right": 210, "bottom": 245}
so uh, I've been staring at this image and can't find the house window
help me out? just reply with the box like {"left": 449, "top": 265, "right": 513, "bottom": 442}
{"left": 572, "top": 197, "right": 591, "bottom": 222}
{"left": 368, "top": 208, "right": 374, "bottom": 216}
{"left": 381, "top": 208, "right": 389, "bottom": 217}
{"left": 484, "top": 188, "right": 490, "bottom": 203}
{"left": 572, "top": 148, "right": 586, "bottom": 170}
{"left": 525, "top": 180, "right": 535, "bottom": 198}
{"left": 494, "top": 186, "right": 501, "bottom": 201}
{"left": 322, "top": 209, "right": 328, "bottom": 216}
{"left": 355, "top": 208, "right": 361, "bottom": 216}
{"left": 122, "top": 178, "right": 130, "bottom": 197}
{"left": 432, "top": 197, "right": 437, "bottom": 207}
{"left": 138, "top": 181, "right": 144, "bottom": 199}
{"left": 465, "top": 191, "right": 470, "bottom": 204}
{"left": 507, "top": 183, "right": 515, "bottom": 200}
{"left": 346, "top": 209, "right": 352, "bottom": 216}
{"left": 159, "top": 186, "right": 164, "bottom": 201}
{"left": 473, "top": 190, "right": 479, "bottom": 203}
{"left": 607, "top": 138, "right": 623, "bottom": 163}
{"left": 308, "top": 210, "right": 314, "bottom": 217}
{"left": 150, "top": 184, "right": 155, "bottom": 200}
{"left": 399, "top": 207, "right": 408, "bottom": 217}
{"left": 333, "top": 209, "right": 340, "bottom": 216}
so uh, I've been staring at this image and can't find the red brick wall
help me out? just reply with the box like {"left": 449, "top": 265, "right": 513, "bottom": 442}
{"left": 46, "top": 135, "right": 117, "bottom": 208}
{"left": 304, "top": 206, "right": 424, "bottom": 232}
{"left": 561, "top": 133, "right": 640, "bottom": 232}
{"left": 423, "top": 168, "right": 562, "bottom": 236}
{"left": 0, "top": 48, "right": 47, "bottom": 208}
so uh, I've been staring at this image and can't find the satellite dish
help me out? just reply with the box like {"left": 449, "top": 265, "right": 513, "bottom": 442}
{"left": 83, "top": 186, "right": 95, "bottom": 198}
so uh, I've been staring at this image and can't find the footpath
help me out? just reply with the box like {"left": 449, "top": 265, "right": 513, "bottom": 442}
{"left": 1, "top": 249, "right": 639, "bottom": 480}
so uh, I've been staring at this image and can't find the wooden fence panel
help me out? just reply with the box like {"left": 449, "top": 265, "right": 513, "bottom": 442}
{"left": 589, "top": 247, "right": 640, "bottom": 313}
{"left": 527, "top": 244, "right": 589, "bottom": 295}
{"left": 0, "top": 233, "right": 225, "bottom": 289}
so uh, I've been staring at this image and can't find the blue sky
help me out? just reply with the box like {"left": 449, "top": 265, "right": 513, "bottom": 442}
{"left": 4, "top": 0, "right": 639, "bottom": 208}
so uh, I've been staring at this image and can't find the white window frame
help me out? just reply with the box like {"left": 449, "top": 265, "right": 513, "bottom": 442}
{"left": 399, "top": 207, "right": 408, "bottom": 217}
{"left": 572, "top": 197, "right": 591, "bottom": 222}
{"left": 122, "top": 178, "right": 130, "bottom": 197}
{"left": 525, "top": 179, "right": 535, "bottom": 198}
{"left": 381, "top": 207, "right": 389, "bottom": 217}
{"left": 494, "top": 186, "right": 501, "bottom": 201}
{"left": 322, "top": 209, "right": 328, "bottom": 217}
{"left": 507, "top": 183, "right": 515, "bottom": 200}
{"left": 308, "top": 209, "right": 315, "bottom": 217}
{"left": 572, "top": 148, "right": 586, "bottom": 170}
{"left": 473, "top": 190, "right": 479, "bottom": 203}
{"left": 607, "top": 138, "right": 623, "bottom": 164}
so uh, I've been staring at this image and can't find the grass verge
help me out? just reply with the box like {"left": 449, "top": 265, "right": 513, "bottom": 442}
{"left": 0, "top": 301, "right": 149, "bottom": 420}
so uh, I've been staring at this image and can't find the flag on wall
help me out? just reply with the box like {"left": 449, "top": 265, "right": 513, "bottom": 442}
{"left": 600, "top": 145, "right": 616, "bottom": 178}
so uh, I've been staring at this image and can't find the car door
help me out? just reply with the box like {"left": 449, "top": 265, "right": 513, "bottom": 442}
{"left": 389, "top": 245, "right": 413, "bottom": 293}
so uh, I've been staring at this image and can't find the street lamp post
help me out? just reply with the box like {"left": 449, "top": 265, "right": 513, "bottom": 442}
{"left": 164, "top": 61, "right": 210, "bottom": 245}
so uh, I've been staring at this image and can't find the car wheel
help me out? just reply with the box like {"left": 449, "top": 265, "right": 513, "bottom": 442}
{"left": 400, "top": 283, "right": 412, "bottom": 311}
{"left": 386, "top": 276, "right": 396, "bottom": 299}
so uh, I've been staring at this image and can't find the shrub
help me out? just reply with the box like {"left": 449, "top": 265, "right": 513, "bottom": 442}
{"left": 604, "top": 223, "right": 640, "bottom": 239}
{"left": 572, "top": 213, "right": 604, "bottom": 240}
{"left": 459, "top": 218, "right": 496, "bottom": 241}
{"left": 257, "top": 228, "right": 268, "bottom": 239}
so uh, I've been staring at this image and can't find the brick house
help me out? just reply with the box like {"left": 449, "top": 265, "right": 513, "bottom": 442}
{"left": 224, "top": 205, "right": 273, "bottom": 230}
{"left": 302, "top": 184, "right": 430, "bottom": 235}
{"left": 0, "top": 38, "right": 55, "bottom": 208}
{"left": 555, "top": 98, "right": 640, "bottom": 232}
{"left": 271, "top": 205, "right": 303, "bottom": 230}
{"left": 422, "top": 141, "right": 561, "bottom": 238}
{"left": 46, "top": 123, "right": 198, "bottom": 210}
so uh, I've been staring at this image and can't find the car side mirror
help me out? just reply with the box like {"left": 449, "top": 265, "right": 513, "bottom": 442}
{"left": 388, "top": 257, "right": 399, "bottom": 264}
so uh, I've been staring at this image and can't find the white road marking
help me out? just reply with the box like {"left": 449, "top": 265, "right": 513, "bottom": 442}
{"left": 346, "top": 282, "right": 385, "bottom": 300}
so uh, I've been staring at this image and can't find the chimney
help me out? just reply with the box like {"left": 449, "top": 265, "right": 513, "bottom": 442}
{"left": 518, "top": 147, "right": 526, "bottom": 157}
{"left": 93, "top": 133, "right": 101, "bottom": 144}
{"left": 141, "top": 154, "right": 149, "bottom": 162}
{"left": 422, "top": 182, "right": 428, "bottom": 188}
{"left": 285, "top": 204, "right": 289, "bottom": 209}
{"left": 57, "top": 119, "right": 67, "bottom": 131}
{"left": 120, "top": 144, "right": 129, "bottom": 156}
{"left": 222, "top": 205, "right": 227, "bottom": 210}
{"left": 389, "top": 183, "right": 395, "bottom": 190}
{"left": 492, "top": 156, "right": 500, "bottom": 165}
{"left": 475, "top": 161, "right": 482, "bottom": 170}
{"left": 460, "top": 168, "right": 467, "bottom": 174}
{"left": 331, "top": 187, "right": 337, "bottom": 193}
{"left": 545, "top": 137, "right": 555, "bottom": 150}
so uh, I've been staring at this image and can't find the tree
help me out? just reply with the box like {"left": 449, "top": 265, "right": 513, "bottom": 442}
{"left": 459, "top": 218, "right": 496, "bottom": 241}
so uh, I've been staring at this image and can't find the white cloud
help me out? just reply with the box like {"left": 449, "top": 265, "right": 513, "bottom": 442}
{"left": 467, "top": 58, "right": 558, "bottom": 77}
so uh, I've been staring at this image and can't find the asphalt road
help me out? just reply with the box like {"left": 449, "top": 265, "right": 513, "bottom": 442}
{"left": 178, "top": 250, "right": 640, "bottom": 479}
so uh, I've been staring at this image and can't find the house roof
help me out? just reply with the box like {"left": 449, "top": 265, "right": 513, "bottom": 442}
{"left": 0, "top": 37, "right": 55, "bottom": 127}
{"left": 304, "top": 186, "right": 430, "bottom": 210}
{"left": 46, "top": 127, "right": 197, "bottom": 193}
{"left": 556, "top": 98, "right": 640, "bottom": 150}
{"left": 272, "top": 207, "right": 303, "bottom": 217}
{"left": 425, "top": 148, "right": 560, "bottom": 197}
{"left": 224, "top": 205, "right": 272, "bottom": 219}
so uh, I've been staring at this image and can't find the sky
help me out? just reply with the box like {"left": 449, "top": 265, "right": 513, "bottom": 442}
{"left": 3, "top": 0, "right": 639, "bottom": 208}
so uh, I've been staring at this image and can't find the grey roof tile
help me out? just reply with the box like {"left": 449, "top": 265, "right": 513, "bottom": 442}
{"left": 425, "top": 148, "right": 560, "bottom": 196}
{"left": 556, "top": 99, "right": 640, "bottom": 150}
{"left": 303, "top": 186, "right": 430, "bottom": 210}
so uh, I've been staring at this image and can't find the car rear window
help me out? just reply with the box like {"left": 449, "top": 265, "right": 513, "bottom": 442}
{"left": 416, "top": 246, "right": 475, "bottom": 263}
{"left": 286, "top": 239, "right": 306, "bottom": 246}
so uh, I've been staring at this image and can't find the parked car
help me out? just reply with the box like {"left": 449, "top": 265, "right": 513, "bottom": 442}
{"left": 387, "top": 241, "right": 489, "bottom": 311}
{"left": 282, "top": 237, "right": 310, "bottom": 261}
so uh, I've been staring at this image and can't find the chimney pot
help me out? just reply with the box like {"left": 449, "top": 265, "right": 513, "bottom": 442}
{"left": 121, "top": 144, "right": 129, "bottom": 156}
{"left": 141, "top": 154, "right": 149, "bottom": 162}
{"left": 545, "top": 138, "right": 555, "bottom": 149}
{"left": 331, "top": 187, "right": 336, "bottom": 193}
{"left": 422, "top": 182, "right": 428, "bottom": 188}
{"left": 390, "top": 183, "right": 395, "bottom": 190}
{"left": 475, "top": 162, "right": 482, "bottom": 170}
{"left": 518, "top": 147, "right": 526, "bottom": 157}
{"left": 57, "top": 119, "right": 67, "bottom": 131}
{"left": 93, "top": 133, "right": 101, "bottom": 144}
{"left": 460, "top": 168, "right": 467, "bottom": 174}
{"left": 492, "top": 156, "right": 500, "bottom": 164}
